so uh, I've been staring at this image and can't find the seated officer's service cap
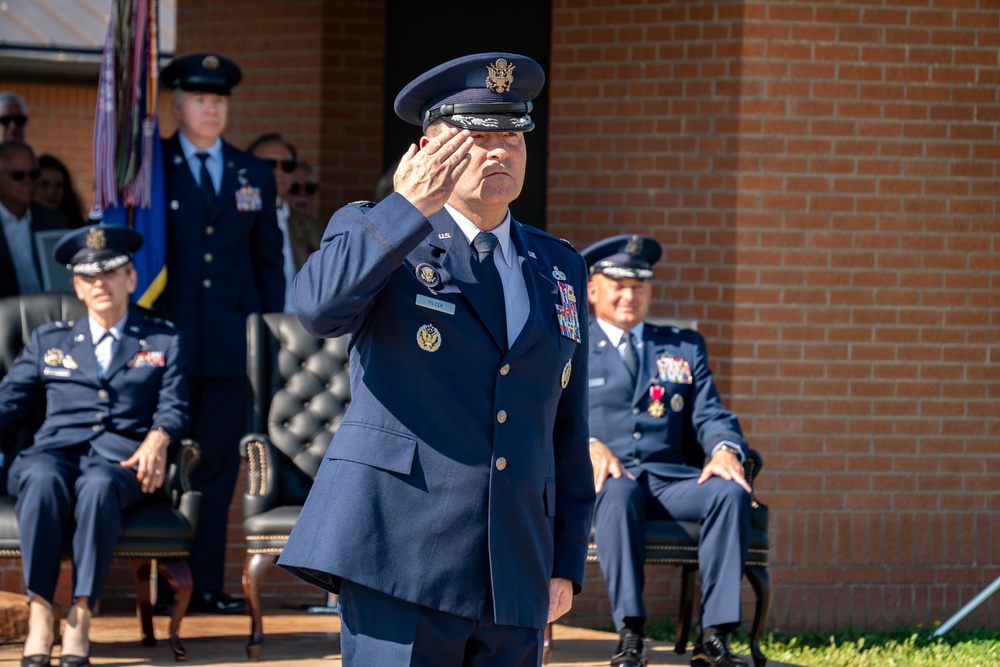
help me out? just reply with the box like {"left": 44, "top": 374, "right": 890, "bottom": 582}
{"left": 394, "top": 52, "right": 544, "bottom": 132}
{"left": 161, "top": 53, "right": 242, "bottom": 95}
{"left": 54, "top": 225, "right": 143, "bottom": 276}
{"left": 581, "top": 234, "right": 663, "bottom": 281}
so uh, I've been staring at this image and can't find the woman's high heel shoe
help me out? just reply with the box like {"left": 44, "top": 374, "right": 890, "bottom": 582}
{"left": 20, "top": 655, "right": 51, "bottom": 667}
{"left": 58, "top": 654, "right": 90, "bottom": 667}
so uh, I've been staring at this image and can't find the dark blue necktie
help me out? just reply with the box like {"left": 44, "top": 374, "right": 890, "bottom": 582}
{"left": 473, "top": 231, "right": 507, "bottom": 349}
{"left": 197, "top": 152, "right": 215, "bottom": 205}
{"left": 622, "top": 331, "right": 638, "bottom": 383}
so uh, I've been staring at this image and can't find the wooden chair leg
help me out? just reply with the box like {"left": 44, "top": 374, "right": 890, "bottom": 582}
{"left": 745, "top": 565, "right": 771, "bottom": 667}
{"left": 674, "top": 564, "right": 698, "bottom": 654}
{"left": 159, "top": 557, "right": 193, "bottom": 661}
{"left": 243, "top": 552, "right": 278, "bottom": 661}
{"left": 128, "top": 559, "right": 156, "bottom": 647}
{"left": 542, "top": 621, "right": 553, "bottom": 665}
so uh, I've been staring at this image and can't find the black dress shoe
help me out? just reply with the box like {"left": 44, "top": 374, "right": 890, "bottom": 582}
{"left": 610, "top": 627, "right": 647, "bottom": 667}
{"left": 691, "top": 633, "right": 749, "bottom": 667}
{"left": 21, "top": 655, "right": 50, "bottom": 667}
{"left": 189, "top": 589, "right": 246, "bottom": 614}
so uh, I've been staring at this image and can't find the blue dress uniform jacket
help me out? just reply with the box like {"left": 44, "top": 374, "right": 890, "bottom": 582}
{"left": 279, "top": 193, "right": 595, "bottom": 631}
{"left": 159, "top": 133, "right": 285, "bottom": 376}
{"left": 588, "top": 320, "right": 747, "bottom": 474}
{"left": 0, "top": 309, "right": 188, "bottom": 456}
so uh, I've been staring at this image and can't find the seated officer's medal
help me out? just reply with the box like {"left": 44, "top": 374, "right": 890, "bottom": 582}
{"left": 648, "top": 385, "right": 666, "bottom": 418}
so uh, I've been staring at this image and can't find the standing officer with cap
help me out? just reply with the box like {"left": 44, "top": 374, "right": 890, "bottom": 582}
{"left": 0, "top": 224, "right": 187, "bottom": 667}
{"left": 157, "top": 53, "right": 284, "bottom": 612}
{"left": 279, "top": 53, "right": 595, "bottom": 666}
{"left": 583, "top": 234, "right": 753, "bottom": 667}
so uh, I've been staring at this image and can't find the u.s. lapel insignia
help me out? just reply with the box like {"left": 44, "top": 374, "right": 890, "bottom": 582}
{"left": 416, "top": 324, "right": 441, "bottom": 352}
{"left": 173, "top": 155, "right": 184, "bottom": 166}
{"left": 140, "top": 339, "right": 150, "bottom": 350}
{"left": 552, "top": 266, "right": 567, "bottom": 281}
{"left": 74, "top": 334, "right": 85, "bottom": 342}
{"left": 438, "top": 232, "right": 451, "bottom": 240}
{"left": 561, "top": 361, "right": 572, "bottom": 389}
{"left": 414, "top": 263, "right": 440, "bottom": 290}
{"left": 670, "top": 394, "right": 685, "bottom": 412}
{"left": 44, "top": 348, "right": 65, "bottom": 366}
{"left": 62, "top": 355, "right": 78, "bottom": 370}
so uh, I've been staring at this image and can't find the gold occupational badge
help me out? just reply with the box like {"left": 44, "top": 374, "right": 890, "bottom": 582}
{"left": 485, "top": 58, "right": 515, "bottom": 93}
{"left": 86, "top": 227, "right": 106, "bottom": 250}
{"left": 561, "top": 361, "right": 572, "bottom": 389}
{"left": 670, "top": 394, "right": 685, "bottom": 412}
{"left": 416, "top": 324, "right": 441, "bottom": 352}
{"left": 62, "top": 355, "right": 78, "bottom": 370}
{"left": 44, "top": 348, "right": 65, "bottom": 366}
{"left": 203, "top": 55, "right": 220, "bottom": 70}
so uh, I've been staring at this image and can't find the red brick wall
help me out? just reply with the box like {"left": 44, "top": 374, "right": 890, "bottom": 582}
{"left": 549, "top": 0, "right": 999, "bottom": 632}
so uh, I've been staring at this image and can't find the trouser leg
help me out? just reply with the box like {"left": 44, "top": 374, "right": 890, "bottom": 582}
{"left": 9, "top": 450, "right": 77, "bottom": 603}
{"left": 593, "top": 474, "right": 648, "bottom": 630}
{"left": 647, "top": 475, "right": 751, "bottom": 630}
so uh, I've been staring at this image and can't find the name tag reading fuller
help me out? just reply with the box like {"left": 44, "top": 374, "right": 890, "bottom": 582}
{"left": 415, "top": 294, "right": 456, "bottom": 315}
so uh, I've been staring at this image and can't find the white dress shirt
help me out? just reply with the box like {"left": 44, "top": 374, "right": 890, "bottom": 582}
{"left": 178, "top": 133, "right": 223, "bottom": 195}
{"left": 90, "top": 313, "right": 128, "bottom": 379}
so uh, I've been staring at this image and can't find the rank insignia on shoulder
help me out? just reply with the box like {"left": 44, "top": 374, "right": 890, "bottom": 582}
{"left": 416, "top": 323, "right": 441, "bottom": 352}
{"left": 349, "top": 200, "right": 376, "bottom": 209}
{"left": 44, "top": 348, "right": 65, "bottom": 366}
{"left": 415, "top": 262, "right": 440, "bottom": 289}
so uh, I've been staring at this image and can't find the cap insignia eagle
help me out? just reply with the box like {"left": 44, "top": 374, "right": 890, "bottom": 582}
{"left": 86, "top": 227, "right": 106, "bottom": 250}
{"left": 485, "top": 58, "right": 515, "bottom": 94}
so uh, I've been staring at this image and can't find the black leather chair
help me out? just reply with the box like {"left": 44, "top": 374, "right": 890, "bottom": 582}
{"left": 240, "top": 312, "right": 350, "bottom": 660}
{"left": 0, "top": 292, "right": 201, "bottom": 660}
{"left": 544, "top": 450, "right": 771, "bottom": 667}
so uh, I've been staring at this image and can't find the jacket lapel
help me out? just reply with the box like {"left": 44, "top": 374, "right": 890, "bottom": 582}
{"left": 66, "top": 318, "right": 100, "bottom": 383}
{"left": 632, "top": 327, "right": 655, "bottom": 407}
{"left": 104, "top": 312, "right": 141, "bottom": 380}
{"left": 166, "top": 134, "right": 213, "bottom": 218}
{"left": 506, "top": 222, "right": 555, "bottom": 360}
{"left": 590, "top": 319, "right": 636, "bottom": 395}
{"left": 211, "top": 143, "right": 240, "bottom": 220}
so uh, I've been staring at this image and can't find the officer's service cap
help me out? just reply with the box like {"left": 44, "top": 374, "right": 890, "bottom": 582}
{"left": 581, "top": 234, "right": 662, "bottom": 281}
{"left": 53, "top": 225, "right": 143, "bottom": 276}
{"left": 394, "top": 52, "right": 544, "bottom": 132}
{"left": 161, "top": 53, "right": 242, "bottom": 95}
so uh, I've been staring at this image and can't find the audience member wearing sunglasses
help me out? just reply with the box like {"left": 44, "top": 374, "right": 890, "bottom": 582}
{"left": 0, "top": 92, "right": 28, "bottom": 141}
{"left": 0, "top": 140, "right": 71, "bottom": 297}
{"left": 247, "top": 133, "right": 326, "bottom": 311}
{"left": 288, "top": 160, "right": 320, "bottom": 217}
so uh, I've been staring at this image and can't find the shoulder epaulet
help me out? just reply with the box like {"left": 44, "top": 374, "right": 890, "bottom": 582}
{"left": 36, "top": 320, "right": 70, "bottom": 334}
{"left": 143, "top": 314, "right": 176, "bottom": 329}
{"left": 348, "top": 200, "right": 376, "bottom": 209}
{"left": 520, "top": 223, "right": 576, "bottom": 250}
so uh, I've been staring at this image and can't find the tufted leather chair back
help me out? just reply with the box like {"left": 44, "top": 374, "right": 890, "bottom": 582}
{"left": 246, "top": 312, "right": 350, "bottom": 505}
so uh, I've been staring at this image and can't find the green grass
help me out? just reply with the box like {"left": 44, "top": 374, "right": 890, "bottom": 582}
{"left": 643, "top": 620, "right": 1000, "bottom": 667}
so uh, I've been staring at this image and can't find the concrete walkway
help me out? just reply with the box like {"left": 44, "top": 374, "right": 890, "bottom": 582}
{"left": 0, "top": 607, "right": 803, "bottom": 667}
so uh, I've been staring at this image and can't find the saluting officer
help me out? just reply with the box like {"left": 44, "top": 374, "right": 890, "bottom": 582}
{"left": 0, "top": 225, "right": 187, "bottom": 667}
{"left": 158, "top": 53, "right": 285, "bottom": 612}
{"left": 583, "top": 235, "right": 753, "bottom": 667}
{"left": 279, "top": 53, "right": 595, "bottom": 666}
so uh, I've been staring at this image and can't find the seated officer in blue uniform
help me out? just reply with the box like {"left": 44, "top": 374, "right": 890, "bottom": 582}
{"left": 582, "top": 235, "right": 752, "bottom": 667}
{"left": 278, "top": 53, "right": 595, "bottom": 666}
{"left": 0, "top": 225, "right": 188, "bottom": 667}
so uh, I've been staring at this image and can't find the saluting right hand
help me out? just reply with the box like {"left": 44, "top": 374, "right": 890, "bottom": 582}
{"left": 394, "top": 126, "right": 473, "bottom": 218}
{"left": 590, "top": 438, "right": 635, "bottom": 494}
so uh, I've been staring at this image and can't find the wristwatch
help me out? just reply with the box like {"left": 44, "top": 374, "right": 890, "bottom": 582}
{"left": 153, "top": 426, "right": 172, "bottom": 443}
{"left": 715, "top": 443, "right": 742, "bottom": 460}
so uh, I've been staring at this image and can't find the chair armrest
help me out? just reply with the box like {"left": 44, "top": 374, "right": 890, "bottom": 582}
{"left": 240, "top": 433, "right": 279, "bottom": 517}
{"left": 165, "top": 438, "right": 201, "bottom": 503}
